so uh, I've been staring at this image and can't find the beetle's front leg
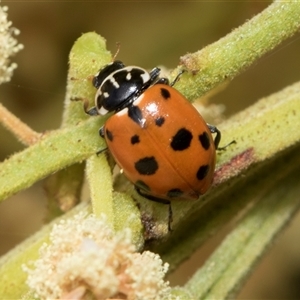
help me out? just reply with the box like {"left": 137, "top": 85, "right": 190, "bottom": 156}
{"left": 99, "top": 126, "right": 105, "bottom": 138}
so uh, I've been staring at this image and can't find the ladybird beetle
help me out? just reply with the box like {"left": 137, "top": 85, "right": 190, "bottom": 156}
{"left": 86, "top": 61, "right": 227, "bottom": 230}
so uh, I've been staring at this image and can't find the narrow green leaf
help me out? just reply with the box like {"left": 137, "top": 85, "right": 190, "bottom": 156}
{"left": 44, "top": 32, "right": 111, "bottom": 218}
{"left": 173, "top": 1, "right": 300, "bottom": 101}
{"left": 86, "top": 153, "right": 114, "bottom": 221}
{"left": 185, "top": 167, "right": 300, "bottom": 299}
{"left": 0, "top": 117, "right": 105, "bottom": 202}
{"left": 63, "top": 32, "right": 111, "bottom": 126}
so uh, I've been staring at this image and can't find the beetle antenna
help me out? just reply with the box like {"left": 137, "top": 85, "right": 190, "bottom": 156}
{"left": 112, "top": 42, "right": 121, "bottom": 61}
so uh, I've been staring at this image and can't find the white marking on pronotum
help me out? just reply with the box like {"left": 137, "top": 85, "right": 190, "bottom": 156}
{"left": 99, "top": 106, "right": 109, "bottom": 115}
{"left": 124, "top": 66, "right": 150, "bottom": 84}
{"left": 140, "top": 72, "right": 150, "bottom": 84}
{"left": 94, "top": 91, "right": 102, "bottom": 106}
{"left": 126, "top": 72, "right": 132, "bottom": 81}
{"left": 126, "top": 66, "right": 134, "bottom": 72}
{"left": 95, "top": 90, "right": 102, "bottom": 98}
{"left": 110, "top": 76, "right": 120, "bottom": 89}
{"left": 103, "top": 92, "right": 109, "bottom": 98}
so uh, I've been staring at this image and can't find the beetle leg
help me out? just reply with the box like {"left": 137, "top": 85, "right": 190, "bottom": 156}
{"left": 207, "top": 124, "right": 221, "bottom": 149}
{"left": 85, "top": 105, "right": 99, "bottom": 116}
{"left": 207, "top": 124, "right": 236, "bottom": 150}
{"left": 135, "top": 187, "right": 173, "bottom": 232}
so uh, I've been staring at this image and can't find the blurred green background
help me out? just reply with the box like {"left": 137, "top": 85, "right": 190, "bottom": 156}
{"left": 1, "top": 2, "right": 300, "bottom": 299}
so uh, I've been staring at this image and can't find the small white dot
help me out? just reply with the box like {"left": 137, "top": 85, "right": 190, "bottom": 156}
{"left": 99, "top": 107, "right": 109, "bottom": 115}
{"left": 141, "top": 72, "right": 150, "bottom": 84}
{"left": 126, "top": 72, "right": 132, "bottom": 81}
{"left": 110, "top": 76, "right": 120, "bottom": 88}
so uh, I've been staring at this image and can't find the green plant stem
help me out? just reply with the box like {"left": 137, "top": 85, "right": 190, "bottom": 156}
{"left": 43, "top": 33, "right": 111, "bottom": 217}
{"left": 44, "top": 163, "right": 85, "bottom": 216}
{"left": 62, "top": 32, "right": 111, "bottom": 126}
{"left": 174, "top": 1, "right": 300, "bottom": 101}
{"left": 64, "top": 33, "right": 117, "bottom": 227}
{"left": 0, "top": 103, "right": 41, "bottom": 145}
{"left": 185, "top": 167, "right": 300, "bottom": 299}
{"left": 86, "top": 153, "right": 114, "bottom": 222}
{"left": 0, "top": 117, "right": 106, "bottom": 202}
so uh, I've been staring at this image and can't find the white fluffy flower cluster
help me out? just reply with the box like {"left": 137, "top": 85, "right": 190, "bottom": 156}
{"left": 23, "top": 213, "right": 171, "bottom": 300}
{"left": 0, "top": 5, "right": 23, "bottom": 84}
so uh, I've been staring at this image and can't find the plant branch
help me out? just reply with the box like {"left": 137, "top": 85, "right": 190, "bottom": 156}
{"left": 173, "top": 1, "right": 300, "bottom": 101}
{"left": 86, "top": 153, "right": 114, "bottom": 223}
{"left": 0, "top": 116, "right": 106, "bottom": 202}
{"left": 43, "top": 32, "right": 111, "bottom": 216}
{"left": 0, "top": 103, "right": 41, "bottom": 145}
{"left": 185, "top": 167, "right": 300, "bottom": 299}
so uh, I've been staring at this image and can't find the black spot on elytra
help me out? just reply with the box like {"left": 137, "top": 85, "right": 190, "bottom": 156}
{"left": 197, "top": 165, "right": 209, "bottom": 180}
{"left": 135, "top": 180, "right": 151, "bottom": 192}
{"left": 160, "top": 87, "right": 171, "bottom": 100}
{"left": 167, "top": 188, "right": 184, "bottom": 198}
{"left": 170, "top": 128, "right": 193, "bottom": 151}
{"left": 128, "top": 105, "right": 145, "bottom": 127}
{"left": 155, "top": 116, "right": 165, "bottom": 127}
{"left": 199, "top": 132, "right": 210, "bottom": 150}
{"left": 106, "top": 129, "right": 113, "bottom": 141}
{"left": 131, "top": 135, "right": 140, "bottom": 145}
{"left": 135, "top": 156, "right": 159, "bottom": 175}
